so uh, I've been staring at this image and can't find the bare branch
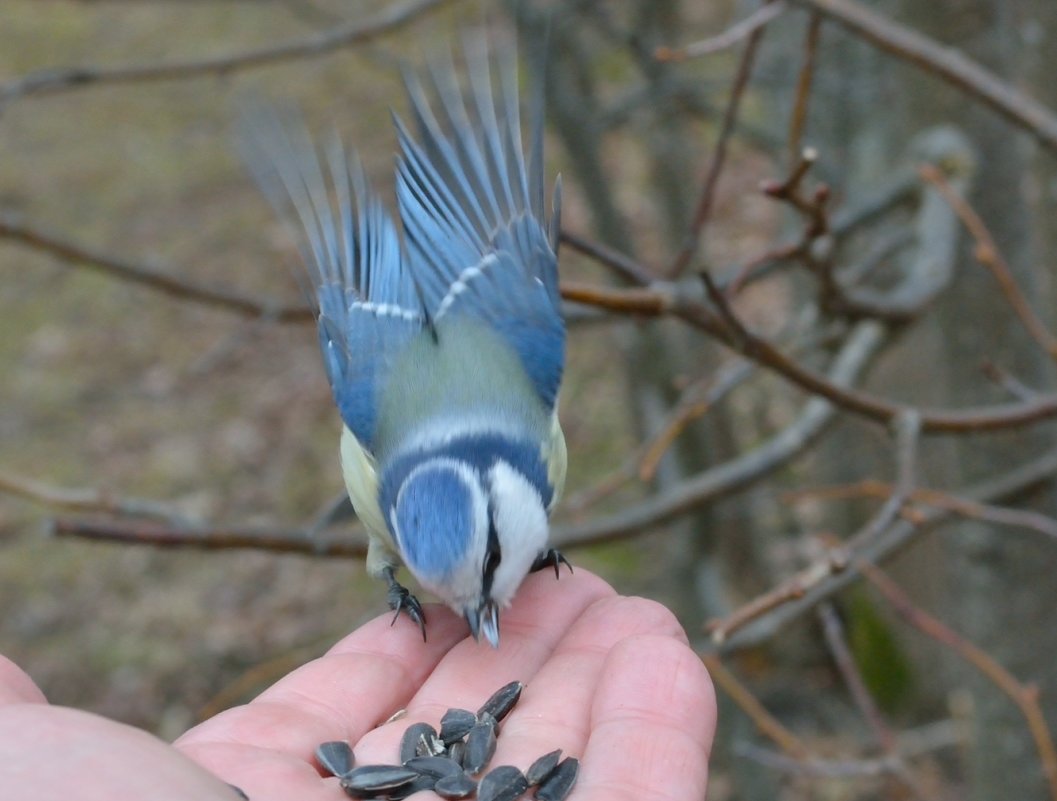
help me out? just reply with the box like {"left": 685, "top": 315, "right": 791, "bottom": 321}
{"left": 557, "top": 321, "right": 886, "bottom": 547}
{"left": 719, "top": 448, "right": 1057, "bottom": 652}
{"left": 0, "top": 471, "right": 195, "bottom": 526}
{"left": 787, "top": 0, "right": 1057, "bottom": 156}
{"left": 51, "top": 516, "right": 368, "bottom": 558}
{"left": 735, "top": 742, "right": 916, "bottom": 781}
{"left": 787, "top": 13, "right": 823, "bottom": 163}
{"left": 818, "top": 602, "right": 897, "bottom": 752}
{"left": 0, "top": 211, "right": 312, "bottom": 321}
{"left": 666, "top": 4, "right": 770, "bottom": 277}
{"left": 702, "top": 654, "right": 810, "bottom": 758}
{"left": 654, "top": 2, "right": 787, "bottom": 62}
{"left": 920, "top": 163, "right": 1057, "bottom": 362}
{"left": 0, "top": 0, "right": 454, "bottom": 112}
{"left": 560, "top": 229, "right": 655, "bottom": 286}
{"left": 861, "top": 564, "right": 1057, "bottom": 801}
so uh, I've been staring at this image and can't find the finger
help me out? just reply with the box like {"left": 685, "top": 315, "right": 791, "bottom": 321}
{"left": 577, "top": 635, "right": 716, "bottom": 801}
{"left": 0, "top": 705, "right": 235, "bottom": 801}
{"left": 0, "top": 655, "right": 47, "bottom": 707}
{"left": 489, "top": 596, "right": 688, "bottom": 772}
{"left": 175, "top": 602, "right": 467, "bottom": 789}
{"left": 351, "top": 568, "right": 614, "bottom": 765}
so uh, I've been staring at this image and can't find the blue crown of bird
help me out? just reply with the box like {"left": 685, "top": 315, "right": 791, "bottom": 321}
{"left": 241, "top": 39, "right": 570, "bottom": 648}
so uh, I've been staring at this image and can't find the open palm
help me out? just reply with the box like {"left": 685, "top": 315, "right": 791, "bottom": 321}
{"left": 1, "top": 570, "right": 714, "bottom": 801}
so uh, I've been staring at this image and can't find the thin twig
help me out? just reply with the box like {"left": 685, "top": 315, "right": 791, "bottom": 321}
{"left": 920, "top": 163, "right": 1057, "bottom": 363}
{"left": 785, "top": 479, "right": 1057, "bottom": 541}
{"left": 50, "top": 517, "right": 368, "bottom": 557}
{"left": 718, "top": 448, "right": 1057, "bottom": 651}
{"left": 0, "top": 0, "right": 454, "bottom": 112}
{"left": 701, "top": 654, "right": 810, "bottom": 758}
{"left": 0, "top": 471, "right": 196, "bottom": 525}
{"left": 818, "top": 603, "right": 897, "bottom": 752}
{"left": 787, "top": 13, "right": 822, "bottom": 163}
{"left": 655, "top": 2, "right": 787, "bottom": 62}
{"left": 560, "top": 229, "right": 655, "bottom": 286}
{"left": 786, "top": 0, "right": 1057, "bottom": 155}
{"left": 735, "top": 742, "right": 913, "bottom": 780}
{"left": 841, "top": 410, "right": 920, "bottom": 555}
{"left": 981, "top": 361, "right": 1040, "bottom": 403}
{"left": 667, "top": 5, "right": 770, "bottom": 277}
{"left": 709, "top": 547, "right": 847, "bottom": 644}
{"left": 0, "top": 212, "right": 312, "bottom": 322}
{"left": 861, "top": 564, "right": 1057, "bottom": 801}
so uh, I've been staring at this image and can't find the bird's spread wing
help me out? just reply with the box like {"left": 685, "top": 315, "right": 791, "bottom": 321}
{"left": 239, "top": 105, "right": 424, "bottom": 448}
{"left": 395, "top": 41, "right": 565, "bottom": 411}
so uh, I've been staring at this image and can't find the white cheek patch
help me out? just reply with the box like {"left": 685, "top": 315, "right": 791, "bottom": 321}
{"left": 488, "top": 461, "right": 549, "bottom": 608}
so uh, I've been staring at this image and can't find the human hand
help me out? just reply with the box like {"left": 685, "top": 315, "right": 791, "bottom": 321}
{"left": 1, "top": 569, "right": 715, "bottom": 800}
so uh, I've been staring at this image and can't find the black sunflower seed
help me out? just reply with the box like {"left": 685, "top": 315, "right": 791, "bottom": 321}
{"left": 447, "top": 740, "right": 466, "bottom": 768}
{"left": 525, "top": 749, "right": 562, "bottom": 786}
{"left": 315, "top": 740, "right": 355, "bottom": 778}
{"left": 404, "top": 755, "right": 463, "bottom": 779}
{"left": 478, "top": 765, "right": 529, "bottom": 801}
{"left": 434, "top": 771, "right": 478, "bottom": 800}
{"left": 477, "top": 680, "right": 523, "bottom": 723}
{"left": 478, "top": 710, "right": 501, "bottom": 735}
{"left": 439, "top": 708, "right": 478, "bottom": 744}
{"left": 399, "top": 722, "right": 441, "bottom": 763}
{"left": 340, "top": 765, "right": 418, "bottom": 798}
{"left": 340, "top": 765, "right": 419, "bottom": 799}
{"left": 533, "top": 756, "right": 580, "bottom": 801}
{"left": 463, "top": 720, "right": 498, "bottom": 775}
{"left": 227, "top": 784, "right": 249, "bottom": 800}
{"left": 387, "top": 773, "right": 438, "bottom": 800}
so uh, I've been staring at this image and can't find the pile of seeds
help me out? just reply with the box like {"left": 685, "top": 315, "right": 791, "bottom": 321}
{"left": 314, "top": 680, "right": 579, "bottom": 801}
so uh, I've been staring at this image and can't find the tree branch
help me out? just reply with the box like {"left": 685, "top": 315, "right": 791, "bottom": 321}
{"left": 787, "top": 0, "right": 1057, "bottom": 155}
{"left": 0, "top": 211, "right": 312, "bottom": 321}
{"left": 0, "top": 0, "right": 453, "bottom": 112}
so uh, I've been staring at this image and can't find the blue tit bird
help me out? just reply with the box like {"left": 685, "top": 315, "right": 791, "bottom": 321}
{"left": 240, "top": 41, "right": 569, "bottom": 647}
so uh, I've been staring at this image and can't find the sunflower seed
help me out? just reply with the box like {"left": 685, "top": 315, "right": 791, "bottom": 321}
{"left": 340, "top": 765, "right": 419, "bottom": 798}
{"left": 404, "top": 755, "right": 463, "bottom": 779}
{"left": 227, "top": 784, "right": 249, "bottom": 800}
{"left": 447, "top": 740, "right": 466, "bottom": 768}
{"left": 387, "top": 774, "right": 438, "bottom": 800}
{"left": 478, "top": 765, "right": 529, "bottom": 801}
{"left": 478, "top": 710, "right": 501, "bottom": 735}
{"left": 463, "top": 720, "right": 498, "bottom": 775}
{"left": 399, "top": 722, "right": 440, "bottom": 763}
{"left": 477, "top": 680, "right": 523, "bottom": 723}
{"left": 434, "top": 770, "right": 478, "bottom": 799}
{"left": 439, "top": 707, "right": 478, "bottom": 744}
{"left": 525, "top": 749, "right": 562, "bottom": 786}
{"left": 533, "top": 757, "right": 579, "bottom": 801}
{"left": 315, "top": 740, "right": 355, "bottom": 778}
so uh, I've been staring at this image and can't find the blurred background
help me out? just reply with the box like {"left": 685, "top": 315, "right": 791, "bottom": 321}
{"left": 3, "top": 1, "right": 1057, "bottom": 799}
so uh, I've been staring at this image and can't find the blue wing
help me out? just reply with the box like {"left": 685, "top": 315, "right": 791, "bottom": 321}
{"left": 394, "top": 41, "right": 565, "bottom": 410}
{"left": 239, "top": 104, "right": 424, "bottom": 448}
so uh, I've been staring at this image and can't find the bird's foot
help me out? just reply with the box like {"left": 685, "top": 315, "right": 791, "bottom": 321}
{"left": 383, "top": 567, "right": 427, "bottom": 641}
{"left": 530, "top": 548, "right": 573, "bottom": 580}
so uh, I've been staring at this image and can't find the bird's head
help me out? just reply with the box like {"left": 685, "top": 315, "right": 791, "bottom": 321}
{"left": 389, "top": 457, "right": 549, "bottom": 647}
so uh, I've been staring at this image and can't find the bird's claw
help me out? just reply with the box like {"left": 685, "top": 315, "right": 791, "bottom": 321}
{"left": 383, "top": 568, "right": 427, "bottom": 641}
{"left": 530, "top": 548, "right": 573, "bottom": 580}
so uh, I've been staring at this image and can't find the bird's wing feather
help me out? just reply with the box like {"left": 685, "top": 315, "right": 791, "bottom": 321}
{"left": 395, "top": 42, "right": 565, "bottom": 410}
{"left": 239, "top": 104, "right": 424, "bottom": 448}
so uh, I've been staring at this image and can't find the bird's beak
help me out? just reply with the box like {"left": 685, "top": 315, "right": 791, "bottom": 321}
{"left": 466, "top": 601, "right": 501, "bottom": 648}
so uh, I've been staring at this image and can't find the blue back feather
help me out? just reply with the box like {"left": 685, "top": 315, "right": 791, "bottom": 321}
{"left": 240, "top": 39, "right": 563, "bottom": 449}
